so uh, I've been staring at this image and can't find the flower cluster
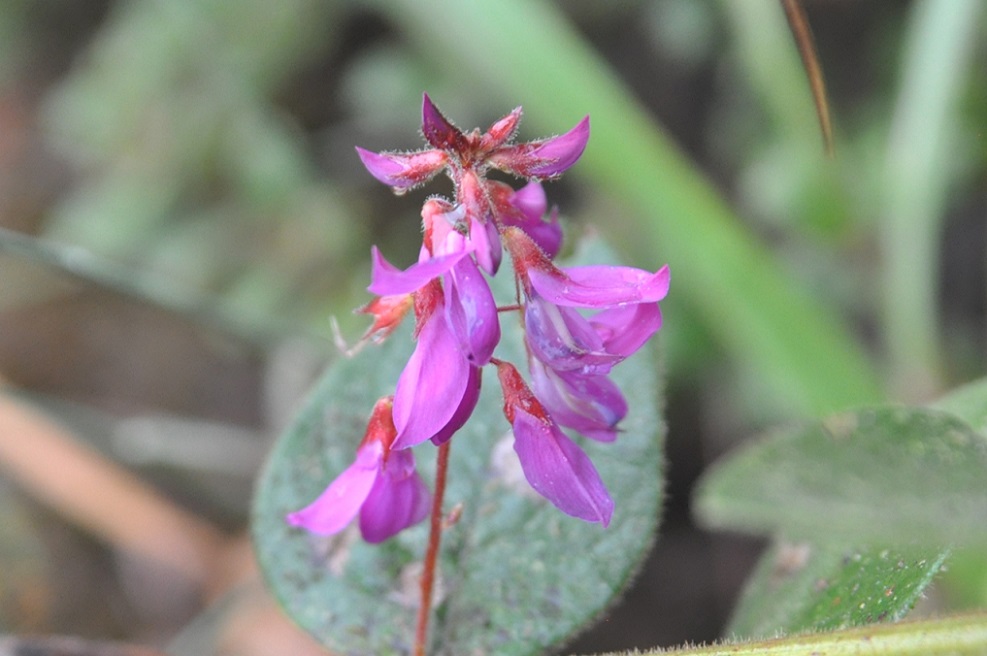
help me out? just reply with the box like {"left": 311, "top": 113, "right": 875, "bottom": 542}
{"left": 288, "top": 94, "right": 669, "bottom": 541}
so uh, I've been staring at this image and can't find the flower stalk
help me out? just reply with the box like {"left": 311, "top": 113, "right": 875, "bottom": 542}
{"left": 414, "top": 440, "right": 451, "bottom": 656}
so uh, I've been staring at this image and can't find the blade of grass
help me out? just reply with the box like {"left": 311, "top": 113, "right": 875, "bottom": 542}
{"left": 366, "top": 0, "right": 882, "bottom": 414}
{"left": 881, "top": 0, "right": 982, "bottom": 400}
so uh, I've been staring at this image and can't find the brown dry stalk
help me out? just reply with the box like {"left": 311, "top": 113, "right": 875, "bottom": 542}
{"left": 781, "top": 0, "right": 835, "bottom": 156}
{"left": 0, "top": 391, "right": 227, "bottom": 587}
{"left": 0, "top": 635, "right": 170, "bottom": 656}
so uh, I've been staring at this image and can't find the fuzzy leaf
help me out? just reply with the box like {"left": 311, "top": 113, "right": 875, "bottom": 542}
{"left": 725, "top": 540, "right": 948, "bottom": 639}
{"left": 694, "top": 406, "right": 987, "bottom": 547}
{"left": 251, "top": 236, "right": 664, "bottom": 655}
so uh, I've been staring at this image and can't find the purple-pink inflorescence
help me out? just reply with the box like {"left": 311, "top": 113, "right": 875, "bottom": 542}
{"left": 288, "top": 94, "right": 669, "bottom": 541}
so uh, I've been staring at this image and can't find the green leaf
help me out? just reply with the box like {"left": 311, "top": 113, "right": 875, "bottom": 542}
{"left": 252, "top": 236, "right": 664, "bottom": 655}
{"left": 726, "top": 539, "right": 948, "bottom": 639}
{"left": 694, "top": 406, "right": 987, "bottom": 547}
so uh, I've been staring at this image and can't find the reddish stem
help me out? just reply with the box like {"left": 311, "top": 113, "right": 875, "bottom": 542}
{"left": 414, "top": 439, "right": 451, "bottom": 656}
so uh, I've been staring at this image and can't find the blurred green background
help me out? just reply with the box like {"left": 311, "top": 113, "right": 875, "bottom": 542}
{"left": 0, "top": 0, "right": 984, "bottom": 653}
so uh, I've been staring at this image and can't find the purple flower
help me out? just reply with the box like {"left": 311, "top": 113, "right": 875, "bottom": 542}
{"left": 444, "top": 255, "right": 500, "bottom": 365}
{"left": 285, "top": 94, "right": 672, "bottom": 544}
{"left": 529, "top": 263, "right": 670, "bottom": 307}
{"left": 502, "top": 225, "right": 668, "bottom": 452}
{"left": 286, "top": 397, "right": 431, "bottom": 543}
{"left": 367, "top": 245, "right": 469, "bottom": 297}
{"left": 459, "top": 169, "right": 504, "bottom": 274}
{"left": 590, "top": 303, "right": 664, "bottom": 359}
{"left": 495, "top": 360, "right": 614, "bottom": 526}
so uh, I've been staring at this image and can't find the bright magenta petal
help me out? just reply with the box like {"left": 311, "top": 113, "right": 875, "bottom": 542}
{"left": 529, "top": 358, "right": 626, "bottom": 442}
{"left": 591, "top": 303, "right": 663, "bottom": 358}
{"left": 359, "top": 448, "right": 431, "bottom": 543}
{"left": 392, "top": 311, "right": 470, "bottom": 449}
{"left": 468, "top": 212, "right": 503, "bottom": 275}
{"left": 528, "top": 264, "right": 670, "bottom": 308}
{"left": 444, "top": 257, "right": 500, "bottom": 365}
{"left": 431, "top": 366, "right": 481, "bottom": 446}
{"left": 503, "top": 182, "right": 562, "bottom": 259}
{"left": 285, "top": 442, "right": 381, "bottom": 535}
{"left": 367, "top": 246, "right": 469, "bottom": 296}
{"left": 510, "top": 180, "right": 547, "bottom": 218}
{"left": 488, "top": 116, "right": 590, "bottom": 179}
{"left": 525, "top": 297, "right": 619, "bottom": 373}
{"left": 355, "top": 147, "right": 447, "bottom": 190}
{"left": 511, "top": 408, "right": 614, "bottom": 526}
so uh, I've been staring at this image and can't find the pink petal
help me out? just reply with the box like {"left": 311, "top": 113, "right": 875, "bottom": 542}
{"left": 488, "top": 116, "right": 590, "bottom": 179}
{"left": 468, "top": 212, "right": 503, "bottom": 275}
{"left": 422, "top": 200, "right": 468, "bottom": 258}
{"left": 591, "top": 303, "right": 663, "bottom": 358}
{"left": 503, "top": 182, "right": 562, "bottom": 259}
{"left": 285, "top": 442, "right": 381, "bottom": 535}
{"left": 510, "top": 208, "right": 562, "bottom": 261}
{"left": 511, "top": 408, "right": 614, "bottom": 526}
{"left": 431, "top": 365, "right": 482, "bottom": 445}
{"left": 367, "top": 246, "right": 469, "bottom": 296}
{"left": 528, "top": 264, "right": 670, "bottom": 308}
{"left": 359, "top": 448, "right": 431, "bottom": 543}
{"left": 529, "top": 358, "right": 627, "bottom": 442}
{"left": 355, "top": 147, "right": 447, "bottom": 190}
{"left": 510, "top": 180, "right": 548, "bottom": 219}
{"left": 444, "top": 257, "right": 500, "bottom": 365}
{"left": 392, "top": 310, "right": 470, "bottom": 449}
{"left": 525, "top": 298, "right": 620, "bottom": 373}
